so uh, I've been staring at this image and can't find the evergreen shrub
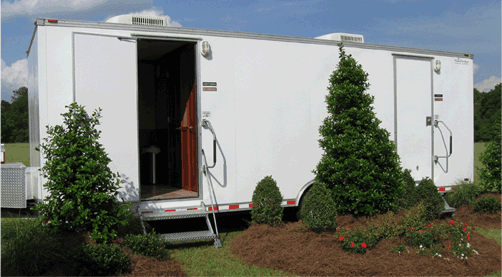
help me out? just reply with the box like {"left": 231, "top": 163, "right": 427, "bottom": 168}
{"left": 251, "top": 175, "right": 284, "bottom": 226}
{"left": 299, "top": 182, "right": 337, "bottom": 233}
{"left": 122, "top": 229, "right": 170, "bottom": 261}
{"left": 313, "top": 44, "right": 403, "bottom": 217}
{"left": 473, "top": 196, "right": 501, "bottom": 214}
{"left": 396, "top": 169, "right": 420, "bottom": 210}
{"left": 32, "top": 103, "right": 133, "bottom": 243}
{"left": 415, "top": 178, "right": 445, "bottom": 221}
{"left": 69, "top": 243, "right": 131, "bottom": 276}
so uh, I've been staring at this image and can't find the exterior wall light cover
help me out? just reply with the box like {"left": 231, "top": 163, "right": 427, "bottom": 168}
{"left": 201, "top": 41, "right": 211, "bottom": 57}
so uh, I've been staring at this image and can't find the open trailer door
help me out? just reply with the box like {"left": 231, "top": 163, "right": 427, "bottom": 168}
{"left": 73, "top": 33, "right": 140, "bottom": 202}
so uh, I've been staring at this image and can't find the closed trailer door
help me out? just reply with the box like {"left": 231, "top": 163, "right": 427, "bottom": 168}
{"left": 73, "top": 33, "right": 140, "bottom": 202}
{"left": 394, "top": 56, "right": 433, "bottom": 181}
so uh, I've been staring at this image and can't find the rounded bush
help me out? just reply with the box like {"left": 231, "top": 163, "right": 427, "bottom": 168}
{"left": 299, "top": 182, "right": 337, "bottom": 233}
{"left": 70, "top": 243, "right": 131, "bottom": 276}
{"left": 122, "top": 229, "right": 170, "bottom": 261}
{"left": 251, "top": 175, "right": 284, "bottom": 226}
{"left": 415, "top": 178, "right": 445, "bottom": 221}
{"left": 473, "top": 196, "right": 501, "bottom": 214}
{"left": 400, "top": 200, "right": 428, "bottom": 231}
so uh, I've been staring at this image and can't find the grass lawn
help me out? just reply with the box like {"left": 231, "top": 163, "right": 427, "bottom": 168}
{"left": 3, "top": 143, "right": 30, "bottom": 167}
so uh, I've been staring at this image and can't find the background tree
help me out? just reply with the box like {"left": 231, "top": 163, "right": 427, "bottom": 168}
{"left": 313, "top": 44, "right": 403, "bottom": 217}
{"left": 474, "top": 84, "right": 501, "bottom": 142}
{"left": 1, "top": 86, "right": 29, "bottom": 143}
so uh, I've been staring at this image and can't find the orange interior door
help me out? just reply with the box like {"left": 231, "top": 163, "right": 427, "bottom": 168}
{"left": 180, "top": 84, "right": 198, "bottom": 192}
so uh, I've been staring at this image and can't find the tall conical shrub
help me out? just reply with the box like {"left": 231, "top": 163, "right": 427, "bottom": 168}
{"left": 313, "top": 44, "right": 403, "bottom": 216}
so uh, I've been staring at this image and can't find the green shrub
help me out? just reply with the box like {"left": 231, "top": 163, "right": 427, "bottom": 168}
{"left": 69, "top": 243, "right": 131, "bottom": 276}
{"left": 116, "top": 212, "right": 149, "bottom": 238}
{"left": 32, "top": 103, "right": 134, "bottom": 244}
{"left": 444, "top": 181, "right": 485, "bottom": 208}
{"left": 367, "top": 211, "right": 404, "bottom": 240}
{"left": 338, "top": 227, "right": 379, "bottom": 254}
{"left": 473, "top": 196, "right": 501, "bottom": 214}
{"left": 122, "top": 229, "right": 170, "bottom": 261}
{"left": 415, "top": 178, "right": 445, "bottom": 221}
{"left": 313, "top": 44, "right": 403, "bottom": 217}
{"left": 478, "top": 132, "right": 501, "bottom": 193}
{"left": 400, "top": 201, "right": 428, "bottom": 231}
{"left": 251, "top": 175, "right": 284, "bottom": 226}
{"left": 1, "top": 219, "right": 65, "bottom": 276}
{"left": 299, "top": 182, "right": 337, "bottom": 233}
{"left": 396, "top": 169, "right": 420, "bottom": 210}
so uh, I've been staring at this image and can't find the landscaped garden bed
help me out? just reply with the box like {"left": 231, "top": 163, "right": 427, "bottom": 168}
{"left": 231, "top": 193, "right": 501, "bottom": 276}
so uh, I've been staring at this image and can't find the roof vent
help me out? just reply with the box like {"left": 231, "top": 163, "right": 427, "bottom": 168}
{"left": 315, "top": 33, "right": 364, "bottom": 43}
{"left": 106, "top": 14, "right": 168, "bottom": 27}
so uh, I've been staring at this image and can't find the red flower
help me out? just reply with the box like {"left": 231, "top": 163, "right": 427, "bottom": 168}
{"left": 435, "top": 219, "right": 438, "bottom": 221}
{"left": 361, "top": 243, "right": 367, "bottom": 248}
{"left": 463, "top": 227, "right": 467, "bottom": 232}
{"left": 346, "top": 226, "right": 350, "bottom": 229}
{"left": 464, "top": 223, "right": 468, "bottom": 226}
{"left": 42, "top": 221, "right": 47, "bottom": 224}
{"left": 337, "top": 231, "right": 339, "bottom": 234}
{"left": 435, "top": 236, "right": 438, "bottom": 240}
{"left": 351, "top": 242, "right": 355, "bottom": 248}
{"left": 467, "top": 236, "right": 471, "bottom": 241}
{"left": 472, "top": 227, "right": 475, "bottom": 230}
{"left": 427, "top": 224, "right": 431, "bottom": 228}
{"left": 375, "top": 225, "right": 377, "bottom": 227}
{"left": 450, "top": 220, "right": 454, "bottom": 224}
{"left": 411, "top": 226, "right": 414, "bottom": 230}
{"left": 447, "top": 246, "right": 451, "bottom": 250}
{"left": 405, "top": 227, "right": 407, "bottom": 230}
{"left": 339, "top": 236, "right": 344, "bottom": 241}
{"left": 419, "top": 229, "right": 423, "bottom": 232}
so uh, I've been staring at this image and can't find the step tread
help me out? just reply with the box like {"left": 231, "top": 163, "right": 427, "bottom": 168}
{"left": 140, "top": 207, "right": 210, "bottom": 220}
{"left": 160, "top": 230, "right": 216, "bottom": 242}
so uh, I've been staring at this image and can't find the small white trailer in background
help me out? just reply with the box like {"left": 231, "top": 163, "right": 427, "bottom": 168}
{"left": 26, "top": 15, "right": 473, "bottom": 246}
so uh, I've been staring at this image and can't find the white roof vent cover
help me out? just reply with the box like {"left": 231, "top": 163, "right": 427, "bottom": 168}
{"left": 106, "top": 14, "right": 168, "bottom": 27}
{"left": 315, "top": 33, "right": 364, "bottom": 43}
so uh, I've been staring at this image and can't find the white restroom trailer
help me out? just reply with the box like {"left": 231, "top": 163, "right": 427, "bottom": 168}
{"left": 27, "top": 15, "right": 473, "bottom": 245}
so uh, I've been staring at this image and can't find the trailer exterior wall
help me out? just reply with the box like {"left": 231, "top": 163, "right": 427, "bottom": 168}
{"left": 28, "top": 19, "right": 474, "bottom": 211}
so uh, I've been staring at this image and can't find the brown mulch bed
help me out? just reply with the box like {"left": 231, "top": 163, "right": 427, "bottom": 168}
{"left": 231, "top": 193, "right": 502, "bottom": 276}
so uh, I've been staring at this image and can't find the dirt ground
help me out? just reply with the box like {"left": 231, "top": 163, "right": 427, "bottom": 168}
{"left": 231, "top": 193, "right": 502, "bottom": 276}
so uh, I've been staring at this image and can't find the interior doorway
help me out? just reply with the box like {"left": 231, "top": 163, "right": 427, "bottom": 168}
{"left": 137, "top": 39, "right": 198, "bottom": 200}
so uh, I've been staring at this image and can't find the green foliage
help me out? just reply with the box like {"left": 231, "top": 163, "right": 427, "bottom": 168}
{"left": 415, "top": 178, "right": 445, "bottom": 221}
{"left": 1, "top": 219, "right": 65, "bottom": 276}
{"left": 1, "top": 87, "right": 29, "bottom": 143}
{"left": 313, "top": 44, "right": 403, "bottom": 217}
{"left": 473, "top": 196, "right": 501, "bottom": 214}
{"left": 338, "top": 226, "right": 379, "bottom": 254}
{"left": 367, "top": 211, "right": 405, "bottom": 240}
{"left": 122, "top": 229, "right": 170, "bottom": 261}
{"left": 396, "top": 169, "right": 420, "bottom": 210}
{"left": 400, "top": 201, "right": 428, "bottom": 231}
{"left": 69, "top": 243, "right": 131, "bottom": 276}
{"left": 32, "top": 103, "right": 134, "bottom": 244}
{"left": 251, "top": 176, "right": 284, "bottom": 226}
{"left": 405, "top": 225, "right": 441, "bottom": 249}
{"left": 443, "top": 181, "right": 485, "bottom": 208}
{"left": 474, "top": 84, "right": 501, "bottom": 142}
{"left": 477, "top": 132, "right": 501, "bottom": 193}
{"left": 299, "top": 182, "right": 337, "bottom": 233}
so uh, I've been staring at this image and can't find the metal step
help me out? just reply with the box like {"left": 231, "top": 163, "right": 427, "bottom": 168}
{"left": 160, "top": 230, "right": 217, "bottom": 243}
{"left": 141, "top": 207, "right": 209, "bottom": 221}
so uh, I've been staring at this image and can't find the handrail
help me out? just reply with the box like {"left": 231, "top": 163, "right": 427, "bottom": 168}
{"left": 202, "top": 119, "right": 217, "bottom": 168}
{"left": 434, "top": 120, "right": 453, "bottom": 173}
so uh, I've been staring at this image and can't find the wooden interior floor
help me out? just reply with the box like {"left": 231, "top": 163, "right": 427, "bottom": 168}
{"left": 141, "top": 184, "right": 198, "bottom": 199}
